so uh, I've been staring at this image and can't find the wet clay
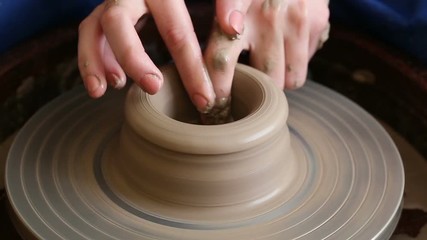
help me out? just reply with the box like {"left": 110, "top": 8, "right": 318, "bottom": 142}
{"left": 212, "top": 48, "right": 230, "bottom": 72}
{"left": 263, "top": 58, "right": 276, "bottom": 74}
{"left": 105, "top": 64, "right": 301, "bottom": 222}
{"left": 200, "top": 97, "right": 233, "bottom": 124}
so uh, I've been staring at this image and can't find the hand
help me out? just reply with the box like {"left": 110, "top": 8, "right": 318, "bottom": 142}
{"left": 78, "top": 0, "right": 215, "bottom": 112}
{"left": 204, "top": 0, "right": 330, "bottom": 99}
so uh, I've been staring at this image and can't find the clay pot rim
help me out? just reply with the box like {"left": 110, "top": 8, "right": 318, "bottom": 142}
{"left": 125, "top": 64, "right": 288, "bottom": 154}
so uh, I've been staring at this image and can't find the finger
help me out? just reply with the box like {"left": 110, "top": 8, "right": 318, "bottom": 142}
{"left": 215, "top": 0, "right": 252, "bottom": 36}
{"left": 101, "top": 0, "right": 163, "bottom": 95}
{"left": 249, "top": 31, "right": 285, "bottom": 89}
{"left": 147, "top": 0, "right": 215, "bottom": 112}
{"left": 310, "top": 21, "right": 330, "bottom": 56}
{"left": 248, "top": 0, "right": 286, "bottom": 88}
{"left": 284, "top": 0, "right": 309, "bottom": 89}
{"left": 204, "top": 21, "right": 247, "bottom": 98}
{"left": 103, "top": 40, "right": 126, "bottom": 89}
{"left": 308, "top": 3, "right": 330, "bottom": 57}
{"left": 78, "top": 5, "right": 108, "bottom": 98}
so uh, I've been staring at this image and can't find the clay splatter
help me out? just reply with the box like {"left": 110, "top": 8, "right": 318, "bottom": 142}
{"left": 262, "top": 0, "right": 282, "bottom": 11}
{"left": 213, "top": 49, "right": 230, "bottom": 72}
{"left": 211, "top": 20, "right": 240, "bottom": 41}
{"left": 263, "top": 59, "right": 275, "bottom": 74}
{"left": 200, "top": 97, "right": 233, "bottom": 125}
{"left": 286, "top": 64, "right": 292, "bottom": 73}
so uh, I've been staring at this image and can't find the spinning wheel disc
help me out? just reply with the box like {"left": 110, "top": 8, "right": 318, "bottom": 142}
{"left": 5, "top": 81, "right": 404, "bottom": 239}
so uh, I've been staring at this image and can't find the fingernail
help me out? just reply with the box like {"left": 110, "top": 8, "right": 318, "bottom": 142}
{"left": 85, "top": 74, "right": 102, "bottom": 93}
{"left": 140, "top": 73, "right": 162, "bottom": 95}
{"left": 192, "top": 93, "right": 213, "bottom": 113}
{"left": 108, "top": 74, "right": 125, "bottom": 89}
{"left": 229, "top": 10, "right": 244, "bottom": 35}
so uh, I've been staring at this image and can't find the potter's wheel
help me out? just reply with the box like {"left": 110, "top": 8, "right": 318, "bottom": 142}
{"left": 5, "top": 78, "right": 404, "bottom": 239}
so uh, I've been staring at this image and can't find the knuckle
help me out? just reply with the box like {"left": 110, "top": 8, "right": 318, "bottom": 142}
{"left": 261, "top": 1, "right": 285, "bottom": 27}
{"left": 311, "top": 5, "right": 330, "bottom": 33}
{"left": 78, "top": 18, "right": 88, "bottom": 33}
{"left": 79, "top": 5, "right": 102, "bottom": 33}
{"left": 163, "top": 27, "right": 191, "bottom": 51}
{"left": 100, "top": 7, "right": 124, "bottom": 27}
{"left": 263, "top": 11, "right": 282, "bottom": 27}
{"left": 287, "top": 0, "right": 308, "bottom": 28}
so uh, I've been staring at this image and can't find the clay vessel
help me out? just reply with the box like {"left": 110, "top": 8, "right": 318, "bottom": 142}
{"left": 105, "top": 64, "right": 300, "bottom": 223}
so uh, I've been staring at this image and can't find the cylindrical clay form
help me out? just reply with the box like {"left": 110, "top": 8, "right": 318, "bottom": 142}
{"left": 107, "top": 64, "right": 301, "bottom": 222}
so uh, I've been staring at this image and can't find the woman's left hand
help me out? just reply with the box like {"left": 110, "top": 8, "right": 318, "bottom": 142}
{"left": 204, "top": 0, "right": 330, "bottom": 99}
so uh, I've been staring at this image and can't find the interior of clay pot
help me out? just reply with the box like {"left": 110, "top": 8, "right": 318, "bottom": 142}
{"left": 150, "top": 65, "right": 264, "bottom": 124}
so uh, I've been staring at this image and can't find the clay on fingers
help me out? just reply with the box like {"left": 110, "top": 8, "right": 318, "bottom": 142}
{"left": 202, "top": 20, "right": 243, "bottom": 124}
{"left": 200, "top": 97, "right": 233, "bottom": 125}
